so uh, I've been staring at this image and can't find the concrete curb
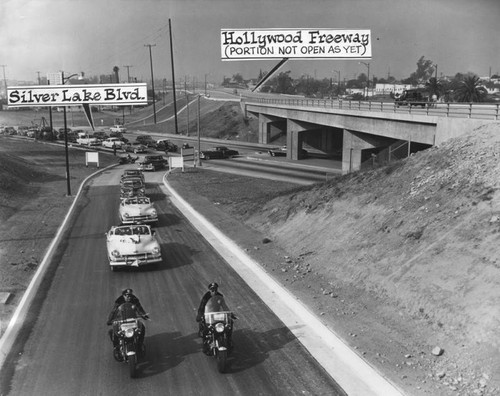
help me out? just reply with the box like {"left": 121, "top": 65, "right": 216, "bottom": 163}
{"left": 161, "top": 172, "right": 405, "bottom": 396}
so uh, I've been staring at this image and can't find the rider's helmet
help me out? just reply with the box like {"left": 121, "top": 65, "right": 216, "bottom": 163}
{"left": 208, "top": 282, "right": 219, "bottom": 292}
{"left": 122, "top": 288, "right": 133, "bottom": 296}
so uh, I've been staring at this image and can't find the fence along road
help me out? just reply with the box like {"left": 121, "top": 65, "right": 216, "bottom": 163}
{"left": 242, "top": 94, "right": 500, "bottom": 121}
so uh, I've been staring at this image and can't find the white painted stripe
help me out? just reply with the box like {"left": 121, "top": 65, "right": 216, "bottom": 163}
{"left": 162, "top": 174, "right": 405, "bottom": 396}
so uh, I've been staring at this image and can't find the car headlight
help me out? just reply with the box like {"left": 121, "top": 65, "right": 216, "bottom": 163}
{"left": 111, "top": 250, "right": 121, "bottom": 257}
{"left": 123, "top": 213, "right": 130, "bottom": 218}
{"left": 215, "top": 323, "right": 225, "bottom": 333}
{"left": 152, "top": 247, "right": 160, "bottom": 254}
{"left": 150, "top": 210, "right": 157, "bottom": 216}
{"left": 125, "top": 328, "right": 135, "bottom": 338}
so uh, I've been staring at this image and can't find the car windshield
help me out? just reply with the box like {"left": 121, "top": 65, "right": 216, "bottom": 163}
{"left": 123, "top": 197, "right": 150, "bottom": 205}
{"left": 122, "top": 180, "right": 142, "bottom": 188}
{"left": 113, "top": 225, "right": 150, "bottom": 236}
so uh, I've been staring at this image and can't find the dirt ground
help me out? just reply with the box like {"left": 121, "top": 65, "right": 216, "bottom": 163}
{"left": 1, "top": 112, "right": 499, "bottom": 395}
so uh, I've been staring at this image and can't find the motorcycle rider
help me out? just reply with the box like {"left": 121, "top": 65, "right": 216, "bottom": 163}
{"left": 196, "top": 282, "right": 236, "bottom": 352}
{"left": 107, "top": 288, "right": 149, "bottom": 360}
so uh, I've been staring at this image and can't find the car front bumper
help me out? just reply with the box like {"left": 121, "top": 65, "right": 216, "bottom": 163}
{"left": 109, "top": 253, "right": 162, "bottom": 268}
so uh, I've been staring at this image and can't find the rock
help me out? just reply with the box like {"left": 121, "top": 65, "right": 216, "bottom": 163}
{"left": 436, "top": 371, "right": 446, "bottom": 379}
{"left": 431, "top": 346, "right": 444, "bottom": 356}
{"left": 262, "top": 237, "right": 272, "bottom": 244}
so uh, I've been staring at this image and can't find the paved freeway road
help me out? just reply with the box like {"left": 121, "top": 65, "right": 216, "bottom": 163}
{"left": 3, "top": 166, "right": 343, "bottom": 396}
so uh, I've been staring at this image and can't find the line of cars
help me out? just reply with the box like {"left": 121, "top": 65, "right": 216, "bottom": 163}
{"left": 105, "top": 168, "right": 162, "bottom": 271}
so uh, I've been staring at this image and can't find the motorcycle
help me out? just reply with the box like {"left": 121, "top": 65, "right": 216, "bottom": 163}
{"left": 108, "top": 302, "right": 148, "bottom": 378}
{"left": 201, "top": 296, "right": 236, "bottom": 373}
{"left": 118, "top": 155, "right": 138, "bottom": 165}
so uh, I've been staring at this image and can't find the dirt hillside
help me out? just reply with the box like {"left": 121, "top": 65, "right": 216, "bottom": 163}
{"left": 241, "top": 122, "right": 500, "bottom": 394}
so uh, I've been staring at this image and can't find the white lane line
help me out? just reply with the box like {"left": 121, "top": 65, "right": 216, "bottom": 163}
{"left": 162, "top": 175, "right": 405, "bottom": 396}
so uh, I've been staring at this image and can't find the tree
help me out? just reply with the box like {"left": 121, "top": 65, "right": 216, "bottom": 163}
{"left": 407, "top": 56, "right": 435, "bottom": 85}
{"left": 232, "top": 73, "right": 244, "bottom": 85}
{"left": 454, "top": 74, "right": 488, "bottom": 102}
{"left": 425, "top": 77, "right": 444, "bottom": 98}
{"left": 113, "top": 66, "right": 120, "bottom": 83}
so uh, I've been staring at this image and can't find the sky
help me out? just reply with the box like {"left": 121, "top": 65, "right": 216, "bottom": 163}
{"left": 0, "top": 0, "right": 499, "bottom": 87}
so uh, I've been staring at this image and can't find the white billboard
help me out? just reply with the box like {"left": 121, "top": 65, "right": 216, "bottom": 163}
{"left": 7, "top": 83, "right": 148, "bottom": 107}
{"left": 221, "top": 28, "right": 371, "bottom": 60}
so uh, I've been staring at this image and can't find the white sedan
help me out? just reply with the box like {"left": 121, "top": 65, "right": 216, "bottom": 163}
{"left": 102, "top": 137, "right": 124, "bottom": 148}
{"left": 105, "top": 224, "right": 162, "bottom": 271}
{"left": 119, "top": 196, "right": 158, "bottom": 224}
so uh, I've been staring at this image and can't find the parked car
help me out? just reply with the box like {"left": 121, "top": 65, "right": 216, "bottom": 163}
{"left": 110, "top": 125, "right": 127, "bottom": 133}
{"left": 199, "top": 146, "right": 239, "bottom": 160}
{"left": 4, "top": 127, "right": 17, "bottom": 135}
{"left": 76, "top": 132, "right": 100, "bottom": 146}
{"left": 93, "top": 131, "right": 109, "bottom": 141}
{"left": 119, "top": 196, "right": 158, "bottom": 225}
{"left": 268, "top": 145, "right": 308, "bottom": 157}
{"left": 105, "top": 224, "right": 162, "bottom": 271}
{"left": 123, "top": 143, "right": 148, "bottom": 154}
{"left": 155, "top": 139, "right": 178, "bottom": 152}
{"left": 102, "top": 137, "right": 125, "bottom": 149}
{"left": 138, "top": 155, "right": 167, "bottom": 171}
{"left": 135, "top": 135, "right": 156, "bottom": 148}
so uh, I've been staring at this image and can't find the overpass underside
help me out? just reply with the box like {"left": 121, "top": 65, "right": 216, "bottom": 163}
{"left": 246, "top": 103, "right": 494, "bottom": 174}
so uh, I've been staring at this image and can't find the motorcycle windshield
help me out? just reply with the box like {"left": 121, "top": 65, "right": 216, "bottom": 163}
{"left": 204, "top": 296, "right": 232, "bottom": 324}
{"left": 116, "top": 302, "right": 140, "bottom": 321}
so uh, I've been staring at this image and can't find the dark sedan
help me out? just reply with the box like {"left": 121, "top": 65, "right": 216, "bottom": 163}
{"left": 199, "top": 146, "right": 239, "bottom": 160}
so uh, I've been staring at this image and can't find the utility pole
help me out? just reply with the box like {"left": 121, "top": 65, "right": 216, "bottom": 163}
{"left": 123, "top": 65, "right": 132, "bottom": 83}
{"left": 36, "top": 71, "right": 41, "bottom": 85}
{"left": 1, "top": 65, "right": 7, "bottom": 98}
{"left": 144, "top": 44, "right": 157, "bottom": 124}
{"left": 185, "top": 76, "right": 190, "bottom": 136}
{"left": 169, "top": 18, "right": 179, "bottom": 134}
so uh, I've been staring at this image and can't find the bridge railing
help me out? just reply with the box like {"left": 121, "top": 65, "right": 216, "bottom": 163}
{"left": 242, "top": 96, "right": 500, "bottom": 121}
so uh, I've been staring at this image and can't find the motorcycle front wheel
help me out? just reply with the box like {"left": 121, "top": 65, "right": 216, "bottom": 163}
{"left": 216, "top": 349, "right": 227, "bottom": 373}
{"left": 128, "top": 354, "right": 137, "bottom": 378}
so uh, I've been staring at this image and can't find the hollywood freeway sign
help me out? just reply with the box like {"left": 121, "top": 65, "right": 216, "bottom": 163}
{"left": 221, "top": 28, "right": 371, "bottom": 60}
{"left": 7, "top": 83, "right": 148, "bottom": 108}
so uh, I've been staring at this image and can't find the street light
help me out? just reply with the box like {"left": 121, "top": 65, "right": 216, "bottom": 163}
{"left": 61, "top": 71, "right": 84, "bottom": 196}
{"left": 359, "top": 62, "right": 370, "bottom": 98}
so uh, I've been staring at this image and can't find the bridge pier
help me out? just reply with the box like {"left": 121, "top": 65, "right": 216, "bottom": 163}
{"left": 259, "top": 114, "right": 286, "bottom": 144}
{"left": 342, "top": 129, "right": 388, "bottom": 174}
{"left": 287, "top": 120, "right": 313, "bottom": 160}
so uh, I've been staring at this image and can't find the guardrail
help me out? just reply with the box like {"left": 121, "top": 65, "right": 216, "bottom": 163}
{"left": 242, "top": 96, "right": 500, "bottom": 120}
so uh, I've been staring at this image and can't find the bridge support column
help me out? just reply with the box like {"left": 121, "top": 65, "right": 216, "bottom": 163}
{"left": 342, "top": 129, "right": 377, "bottom": 174}
{"left": 259, "top": 114, "right": 284, "bottom": 144}
{"left": 287, "top": 120, "right": 309, "bottom": 160}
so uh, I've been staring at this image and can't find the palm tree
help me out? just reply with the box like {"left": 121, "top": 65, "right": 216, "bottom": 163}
{"left": 425, "top": 77, "right": 443, "bottom": 99}
{"left": 454, "top": 75, "right": 487, "bottom": 102}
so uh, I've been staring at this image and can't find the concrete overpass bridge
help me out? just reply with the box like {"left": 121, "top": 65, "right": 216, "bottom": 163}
{"left": 241, "top": 95, "right": 499, "bottom": 173}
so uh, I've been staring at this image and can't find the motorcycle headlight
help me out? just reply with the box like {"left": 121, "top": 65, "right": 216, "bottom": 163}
{"left": 111, "top": 250, "right": 121, "bottom": 258}
{"left": 125, "top": 328, "right": 135, "bottom": 338}
{"left": 215, "top": 323, "right": 225, "bottom": 333}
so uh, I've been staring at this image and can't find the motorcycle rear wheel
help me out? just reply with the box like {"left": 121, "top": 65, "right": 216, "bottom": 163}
{"left": 216, "top": 350, "right": 227, "bottom": 373}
